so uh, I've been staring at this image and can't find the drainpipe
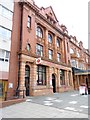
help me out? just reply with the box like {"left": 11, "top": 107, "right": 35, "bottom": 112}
{"left": 17, "top": 3, "right": 23, "bottom": 90}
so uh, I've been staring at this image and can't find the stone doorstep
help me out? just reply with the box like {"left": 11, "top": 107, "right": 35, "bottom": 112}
{"left": 0, "top": 98, "right": 26, "bottom": 108}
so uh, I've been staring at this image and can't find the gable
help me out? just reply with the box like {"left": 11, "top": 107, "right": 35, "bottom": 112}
{"left": 44, "top": 6, "right": 58, "bottom": 22}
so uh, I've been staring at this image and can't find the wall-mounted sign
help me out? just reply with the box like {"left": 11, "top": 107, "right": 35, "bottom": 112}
{"left": 36, "top": 58, "right": 41, "bottom": 64}
{"left": 9, "top": 83, "right": 13, "bottom": 88}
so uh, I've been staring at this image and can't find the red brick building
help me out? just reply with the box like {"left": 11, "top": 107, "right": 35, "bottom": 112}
{"left": 69, "top": 36, "right": 90, "bottom": 90}
{"left": 7, "top": 0, "right": 90, "bottom": 99}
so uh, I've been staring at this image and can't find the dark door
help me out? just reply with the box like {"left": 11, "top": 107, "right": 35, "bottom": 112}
{"left": 25, "top": 77, "right": 29, "bottom": 96}
{"left": 25, "top": 65, "right": 30, "bottom": 96}
{"left": 52, "top": 74, "right": 56, "bottom": 93}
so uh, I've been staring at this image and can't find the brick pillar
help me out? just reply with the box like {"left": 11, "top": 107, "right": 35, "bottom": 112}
{"left": 77, "top": 75, "right": 79, "bottom": 90}
{"left": 64, "top": 37, "right": 68, "bottom": 64}
{"left": 64, "top": 71, "right": 67, "bottom": 86}
{"left": 29, "top": 64, "right": 37, "bottom": 96}
{"left": 18, "top": 61, "right": 26, "bottom": 98}
{"left": 46, "top": 67, "right": 49, "bottom": 87}
{"left": 61, "top": 40, "right": 65, "bottom": 63}
{"left": 66, "top": 71, "right": 69, "bottom": 86}
{"left": 53, "top": 35, "right": 57, "bottom": 61}
{"left": 31, "top": 64, "right": 37, "bottom": 89}
{"left": 48, "top": 67, "right": 52, "bottom": 87}
{"left": 70, "top": 70, "right": 74, "bottom": 86}
{"left": 45, "top": 29, "right": 48, "bottom": 58}
{"left": 57, "top": 69, "right": 60, "bottom": 91}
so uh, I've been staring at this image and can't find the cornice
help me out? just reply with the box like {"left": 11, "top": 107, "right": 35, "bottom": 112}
{"left": 18, "top": 50, "right": 71, "bottom": 68}
{"left": 19, "top": 1, "right": 71, "bottom": 39}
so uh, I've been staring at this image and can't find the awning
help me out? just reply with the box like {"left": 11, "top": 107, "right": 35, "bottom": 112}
{"left": 72, "top": 67, "right": 90, "bottom": 75}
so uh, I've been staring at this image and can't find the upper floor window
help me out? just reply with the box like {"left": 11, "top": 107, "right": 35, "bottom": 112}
{"left": 36, "top": 44, "right": 43, "bottom": 57}
{"left": 57, "top": 53, "right": 61, "bottom": 62}
{"left": 48, "top": 33, "right": 52, "bottom": 43}
{"left": 56, "top": 39, "right": 60, "bottom": 47}
{"left": 0, "top": 27, "right": 11, "bottom": 41}
{"left": 79, "top": 63, "right": 84, "bottom": 69}
{"left": 36, "top": 26, "right": 43, "bottom": 38}
{"left": 70, "top": 59, "right": 78, "bottom": 68}
{"left": 0, "top": 5, "right": 13, "bottom": 20}
{"left": 27, "top": 16, "right": 31, "bottom": 28}
{"left": 48, "top": 49, "right": 53, "bottom": 60}
{"left": 0, "top": 49, "right": 10, "bottom": 62}
{"left": 26, "top": 43, "right": 30, "bottom": 51}
{"left": 86, "top": 58, "right": 88, "bottom": 63}
{"left": 70, "top": 48, "right": 74, "bottom": 54}
{"left": 77, "top": 52, "right": 80, "bottom": 57}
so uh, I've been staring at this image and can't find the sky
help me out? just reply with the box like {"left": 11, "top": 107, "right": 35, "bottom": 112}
{"left": 34, "top": 0, "right": 89, "bottom": 49}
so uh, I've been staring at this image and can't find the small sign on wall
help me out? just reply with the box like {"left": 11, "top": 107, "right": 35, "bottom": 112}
{"left": 9, "top": 83, "right": 13, "bottom": 88}
{"left": 36, "top": 58, "right": 41, "bottom": 64}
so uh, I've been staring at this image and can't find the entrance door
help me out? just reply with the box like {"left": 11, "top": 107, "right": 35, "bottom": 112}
{"left": 25, "top": 77, "right": 29, "bottom": 96}
{"left": 52, "top": 74, "right": 56, "bottom": 93}
{"left": 25, "top": 65, "right": 30, "bottom": 96}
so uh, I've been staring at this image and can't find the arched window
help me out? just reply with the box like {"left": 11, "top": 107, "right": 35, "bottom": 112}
{"left": 36, "top": 26, "right": 43, "bottom": 38}
{"left": 77, "top": 52, "right": 80, "bottom": 57}
{"left": 48, "top": 33, "right": 52, "bottom": 43}
{"left": 70, "top": 48, "right": 74, "bottom": 54}
{"left": 25, "top": 65, "right": 30, "bottom": 78}
{"left": 26, "top": 43, "right": 30, "bottom": 51}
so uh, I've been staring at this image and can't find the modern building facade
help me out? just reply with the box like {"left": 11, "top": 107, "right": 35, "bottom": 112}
{"left": 0, "top": 0, "right": 14, "bottom": 99}
{"left": 6, "top": 0, "right": 90, "bottom": 99}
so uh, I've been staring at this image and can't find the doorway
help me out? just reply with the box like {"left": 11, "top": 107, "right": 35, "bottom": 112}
{"left": 52, "top": 74, "right": 56, "bottom": 93}
{"left": 25, "top": 65, "right": 30, "bottom": 96}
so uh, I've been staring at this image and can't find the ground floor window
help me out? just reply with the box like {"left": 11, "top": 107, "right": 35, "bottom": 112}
{"left": 37, "top": 65, "right": 46, "bottom": 85}
{"left": 0, "top": 80, "right": 8, "bottom": 99}
{"left": 60, "top": 69, "right": 65, "bottom": 85}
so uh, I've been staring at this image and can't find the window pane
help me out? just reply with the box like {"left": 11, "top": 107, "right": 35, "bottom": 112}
{"left": 48, "top": 34, "right": 52, "bottom": 43}
{"left": 36, "top": 44, "right": 43, "bottom": 57}
{"left": 0, "top": 49, "right": 5, "bottom": 61}
{"left": 0, "top": 49, "right": 5, "bottom": 58}
{"left": 57, "top": 53, "right": 60, "bottom": 62}
{"left": 70, "top": 48, "right": 74, "bottom": 54}
{"left": 0, "top": 5, "right": 2, "bottom": 15}
{"left": 57, "top": 39, "right": 60, "bottom": 47}
{"left": 27, "top": 16, "right": 31, "bottom": 28}
{"left": 36, "top": 27, "right": 43, "bottom": 38}
{"left": 27, "top": 44, "right": 30, "bottom": 51}
{"left": 49, "top": 50, "right": 53, "bottom": 60}
{"left": 37, "top": 65, "right": 46, "bottom": 85}
{"left": 39, "top": 66, "right": 42, "bottom": 71}
{"left": 5, "top": 51, "right": 9, "bottom": 58}
{"left": 0, "top": 27, "right": 11, "bottom": 40}
{"left": 1, "top": 6, "right": 13, "bottom": 20}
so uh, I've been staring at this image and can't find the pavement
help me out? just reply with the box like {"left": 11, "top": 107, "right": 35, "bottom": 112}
{"left": 1, "top": 91, "right": 90, "bottom": 119}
